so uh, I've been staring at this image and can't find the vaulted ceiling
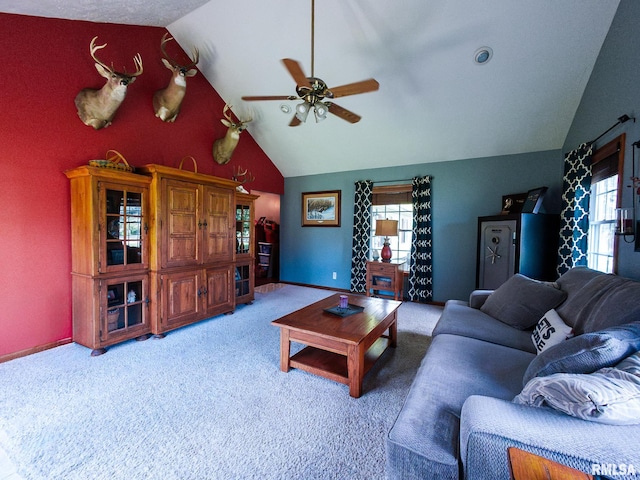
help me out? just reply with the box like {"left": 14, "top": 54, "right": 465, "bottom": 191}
{"left": 0, "top": 0, "right": 621, "bottom": 177}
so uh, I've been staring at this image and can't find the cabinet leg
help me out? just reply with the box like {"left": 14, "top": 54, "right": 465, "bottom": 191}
{"left": 135, "top": 334, "right": 151, "bottom": 342}
{"left": 153, "top": 333, "right": 166, "bottom": 339}
{"left": 91, "top": 348, "right": 107, "bottom": 356}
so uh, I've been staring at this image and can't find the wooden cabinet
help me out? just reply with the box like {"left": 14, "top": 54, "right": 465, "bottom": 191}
{"left": 235, "top": 193, "right": 259, "bottom": 304}
{"left": 156, "top": 265, "right": 234, "bottom": 332}
{"left": 138, "top": 164, "right": 239, "bottom": 336}
{"left": 365, "top": 260, "right": 405, "bottom": 301}
{"left": 66, "top": 164, "right": 255, "bottom": 352}
{"left": 157, "top": 178, "right": 235, "bottom": 268}
{"left": 65, "top": 166, "right": 152, "bottom": 355}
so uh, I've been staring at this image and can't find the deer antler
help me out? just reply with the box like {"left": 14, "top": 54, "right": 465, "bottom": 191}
{"left": 160, "top": 33, "right": 199, "bottom": 69}
{"left": 222, "top": 104, "right": 252, "bottom": 125}
{"left": 223, "top": 104, "right": 234, "bottom": 122}
{"left": 130, "top": 53, "right": 143, "bottom": 77}
{"left": 89, "top": 36, "right": 143, "bottom": 77}
{"left": 232, "top": 166, "right": 255, "bottom": 185}
{"left": 89, "top": 36, "right": 112, "bottom": 73}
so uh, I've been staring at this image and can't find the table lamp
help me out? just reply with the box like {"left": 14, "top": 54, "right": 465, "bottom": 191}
{"left": 375, "top": 219, "right": 398, "bottom": 263}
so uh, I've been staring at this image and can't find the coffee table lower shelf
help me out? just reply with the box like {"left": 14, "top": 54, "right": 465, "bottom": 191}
{"left": 290, "top": 336, "right": 390, "bottom": 386}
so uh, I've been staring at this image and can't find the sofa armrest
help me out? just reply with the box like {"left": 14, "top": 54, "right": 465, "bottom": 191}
{"left": 469, "top": 290, "right": 493, "bottom": 309}
{"left": 460, "top": 395, "right": 640, "bottom": 480}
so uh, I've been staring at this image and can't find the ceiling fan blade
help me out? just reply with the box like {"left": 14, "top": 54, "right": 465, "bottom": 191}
{"left": 282, "top": 59, "right": 312, "bottom": 88}
{"left": 289, "top": 115, "right": 302, "bottom": 127}
{"left": 326, "top": 102, "right": 362, "bottom": 124}
{"left": 326, "top": 79, "right": 379, "bottom": 98}
{"left": 241, "top": 95, "right": 298, "bottom": 101}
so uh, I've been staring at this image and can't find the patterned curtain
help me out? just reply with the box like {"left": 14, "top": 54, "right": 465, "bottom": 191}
{"left": 408, "top": 176, "right": 433, "bottom": 302}
{"left": 557, "top": 143, "right": 593, "bottom": 276}
{"left": 350, "top": 180, "right": 373, "bottom": 293}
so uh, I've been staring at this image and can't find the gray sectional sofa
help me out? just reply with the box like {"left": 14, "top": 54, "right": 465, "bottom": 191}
{"left": 386, "top": 266, "right": 640, "bottom": 479}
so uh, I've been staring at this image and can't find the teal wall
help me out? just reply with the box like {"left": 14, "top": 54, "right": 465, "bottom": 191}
{"left": 280, "top": 0, "right": 640, "bottom": 300}
{"left": 281, "top": 150, "right": 563, "bottom": 302}
{"left": 563, "top": 0, "right": 640, "bottom": 280}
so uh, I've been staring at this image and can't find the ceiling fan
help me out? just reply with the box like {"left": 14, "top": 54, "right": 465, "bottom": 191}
{"left": 241, "top": 0, "right": 379, "bottom": 126}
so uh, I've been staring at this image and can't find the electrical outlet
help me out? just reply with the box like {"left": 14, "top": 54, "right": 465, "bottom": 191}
{"left": 332, "top": 272, "right": 337, "bottom": 280}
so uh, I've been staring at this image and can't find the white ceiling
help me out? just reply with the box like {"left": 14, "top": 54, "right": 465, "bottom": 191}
{"left": 1, "top": 0, "right": 621, "bottom": 178}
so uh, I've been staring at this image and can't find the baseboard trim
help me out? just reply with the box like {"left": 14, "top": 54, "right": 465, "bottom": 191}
{"left": 279, "top": 281, "right": 350, "bottom": 293}
{"left": 0, "top": 338, "right": 72, "bottom": 364}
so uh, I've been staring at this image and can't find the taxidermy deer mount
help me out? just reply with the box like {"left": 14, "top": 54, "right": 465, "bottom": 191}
{"left": 232, "top": 166, "right": 255, "bottom": 193}
{"left": 212, "top": 104, "right": 252, "bottom": 165}
{"left": 74, "top": 36, "right": 143, "bottom": 130}
{"left": 153, "top": 33, "right": 199, "bottom": 122}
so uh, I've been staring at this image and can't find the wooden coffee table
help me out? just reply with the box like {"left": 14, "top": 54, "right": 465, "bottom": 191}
{"left": 271, "top": 293, "right": 401, "bottom": 398}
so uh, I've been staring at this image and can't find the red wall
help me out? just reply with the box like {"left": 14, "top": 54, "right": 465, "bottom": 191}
{"left": 0, "top": 13, "right": 284, "bottom": 358}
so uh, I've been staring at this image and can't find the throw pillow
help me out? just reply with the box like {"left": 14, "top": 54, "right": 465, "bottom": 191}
{"left": 480, "top": 274, "right": 567, "bottom": 330}
{"left": 522, "top": 322, "right": 640, "bottom": 386}
{"left": 531, "top": 309, "right": 573, "bottom": 354}
{"left": 514, "top": 352, "right": 640, "bottom": 425}
{"left": 555, "top": 274, "right": 636, "bottom": 335}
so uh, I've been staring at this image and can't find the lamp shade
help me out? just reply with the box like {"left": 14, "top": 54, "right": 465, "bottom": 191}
{"left": 375, "top": 219, "right": 398, "bottom": 237}
{"left": 314, "top": 102, "right": 329, "bottom": 121}
{"left": 295, "top": 102, "right": 310, "bottom": 122}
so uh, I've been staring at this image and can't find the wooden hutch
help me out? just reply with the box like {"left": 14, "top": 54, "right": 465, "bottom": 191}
{"left": 66, "top": 163, "right": 258, "bottom": 354}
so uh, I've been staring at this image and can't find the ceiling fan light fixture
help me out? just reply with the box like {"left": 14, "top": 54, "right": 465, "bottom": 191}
{"left": 295, "top": 102, "right": 311, "bottom": 122}
{"left": 314, "top": 101, "right": 329, "bottom": 120}
{"left": 240, "top": 0, "right": 378, "bottom": 126}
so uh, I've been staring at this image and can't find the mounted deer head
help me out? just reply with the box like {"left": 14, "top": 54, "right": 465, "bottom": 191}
{"left": 232, "top": 166, "right": 255, "bottom": 193}
{"left": 74, "top": 36, "right": 143, "bottom": 130}
{"left": 212, "top": 104, "right": 252, "bottom": 165}
{"left": 153, "top": 33, "right": 199, "bottom": 122}
{"left": 232, "top": 166, "right": 255, "bottom": 184}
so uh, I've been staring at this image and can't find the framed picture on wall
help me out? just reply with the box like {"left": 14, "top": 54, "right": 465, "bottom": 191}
{"left": 521, "top": 187, "right": 548, "bottom": 213}
{"left": 302, "top": 190, "right": 341, "bottom": 227}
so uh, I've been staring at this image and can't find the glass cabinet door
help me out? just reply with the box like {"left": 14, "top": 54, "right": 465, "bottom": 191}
{"left": 101, "top": 183, "right": 147, "bottom": 271}
{"left": 236, "top": 204, "right": 251, "bottom": 255}
{"left": 103, "top": 277, "right": 148, "bottom": 336}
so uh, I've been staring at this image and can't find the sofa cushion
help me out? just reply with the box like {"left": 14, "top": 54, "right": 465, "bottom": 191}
{"left": 531, "top": 309, "right": 573, "bottom": 354}
{"left": 523, "top": 322, "right": 640, "bottom": 385}
{"left": 433, "top": 299, "right": 536, "bottom": 353}
{"left": 557, "top": 274, "right": 640, "bottom": 335}
{"left": 480, "top": 274, "right": 567, "bottom": 330}
{"left": 555, "top": 266, "right": 604, "bottom": 307}
{"left": 514, "top": 352, "right": 640, "bottom": 425}
{"left": 387, "top": 334, "right": 534, "bottom": 479}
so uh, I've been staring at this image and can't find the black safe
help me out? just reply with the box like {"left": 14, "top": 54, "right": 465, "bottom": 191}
{"left": 476, "top": 214, "right": 560, "bottom": 289}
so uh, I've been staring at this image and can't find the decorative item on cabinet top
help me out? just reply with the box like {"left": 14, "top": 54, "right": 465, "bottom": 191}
{"left": 88, "top": 150, "right": 134, "bottom": 172}
{"left": 74, "top": 36, "right": 143, "bottom": 130}
{"left": 153, "top": 33, "right": 199, "bottom": 123}
{"left": 232, "top": 166, "right": 255, "bottom": 193}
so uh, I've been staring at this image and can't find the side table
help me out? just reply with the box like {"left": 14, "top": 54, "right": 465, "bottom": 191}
{"left": 366, "top": 260, "right": 404, "bottom": 301}
{"left": 508, "top": 447, "right": 594, "bottom": 480}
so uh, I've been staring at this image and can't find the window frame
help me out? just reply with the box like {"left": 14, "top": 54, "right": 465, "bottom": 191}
{"left": 370, "top": 184, "right": 413, "bottom": 267}
{"left": 587, "top": 134, "right": 625, "bottom": 274}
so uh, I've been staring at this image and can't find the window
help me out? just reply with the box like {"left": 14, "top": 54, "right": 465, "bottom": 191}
{"left": 586, "top": 134, "right": 625, "bottom": 273}
{"left": 370, "top": 185, "right": 413, "bottom": 266}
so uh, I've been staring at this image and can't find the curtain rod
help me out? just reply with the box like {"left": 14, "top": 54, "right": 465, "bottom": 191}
{"left": 590, "top": 114, "right": 634, "bottom": 145}
{"left": 374, "top": 179, "right": 413, "bottom": 184}
{"left": 374, "top": 176, "right": 432, "bottom": 184}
